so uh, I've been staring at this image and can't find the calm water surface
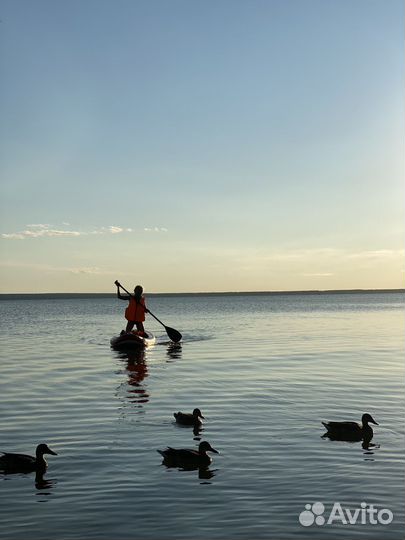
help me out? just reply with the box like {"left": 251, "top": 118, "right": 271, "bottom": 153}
{"left": 0, "top": 292, "right": 404, "bottom": 539}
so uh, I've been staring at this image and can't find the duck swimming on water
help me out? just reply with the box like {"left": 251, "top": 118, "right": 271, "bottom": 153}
{"left": 174, "top": 408, "right": 205, "bottom": 426}
{"left": 0, "top": 444, "right": 57, "bottom": 474}
{"left": 158, "top": 441, "right": 219, "bottom": 468}
{"left": 322, "top": 413, "right": 378, "bottom": 441}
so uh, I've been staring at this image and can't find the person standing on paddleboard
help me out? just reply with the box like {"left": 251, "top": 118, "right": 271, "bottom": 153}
{"left": 115, "top": 281, "right": 149, "bottom": 335}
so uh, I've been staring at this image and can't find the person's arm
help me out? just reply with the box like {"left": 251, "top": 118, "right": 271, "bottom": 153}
{"left": 116, "top": 285, "right": 130, "bottom": 301}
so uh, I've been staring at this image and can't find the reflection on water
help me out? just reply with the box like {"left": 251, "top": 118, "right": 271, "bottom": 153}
{"left": 173, "top": 419, "right": 204, "bottom": 440}
{"left": 160, "top": 460, "right": 217, "bottom": 483}
{"left": 0, "top": 470, "right": 57, "bottom": 498}
{"left": 35, "top": 471, "right": 57, "bottom": 493}
{"left": 363, "top": 441, "right": 381, "bottom": 462}
{"left": 126, "top": 354, "right": 149, "bottom": 403}
{"left": 321, "top": 432, "right": 381, "bottom": 461}
{"left": 166, "top": 343, "right": 182, "bottom": 362}
{"left": 198, "top": 467, "right": 216, "bottom": 482}
{"left": 115, "top": 350, "right": 150, "bottom": 408}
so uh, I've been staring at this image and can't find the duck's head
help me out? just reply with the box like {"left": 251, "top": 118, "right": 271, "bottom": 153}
{"left": 36, "top": 444, "right": 58, "bottom": 457}
{"left": 193, "top": 408, "right": 205, "bottom": 420}
{"left": 362, "top": 413, "right": 378, "bottom": 426}
{"left": 199, "top": 441, "right": 218, "bottom": 454}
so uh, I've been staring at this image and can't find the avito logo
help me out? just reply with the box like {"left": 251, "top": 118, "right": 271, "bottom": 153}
{"left": 299, "top": 502, "right": 393, "bottom": 527}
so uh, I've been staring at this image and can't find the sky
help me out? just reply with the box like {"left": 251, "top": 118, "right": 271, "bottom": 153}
{"left": 0, "top": 0, "right": 404, "bottom": 293}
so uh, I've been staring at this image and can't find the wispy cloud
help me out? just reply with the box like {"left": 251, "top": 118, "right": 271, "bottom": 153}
{"left": 25, "top": 223, "right": 51, "bottom": 229}
{"left": 0, "top": 260, "right": 116, "bottom": 275}
{"left": 144, "top": 227, "right": 168, "bottom": 233}
{"left": 1, "top": 224, "right": 167, "bottom": 239}
{"left": 2, "top": 229, "right": 82, "bottom": 239}
{"left": 68, "top": 267, "right": 106, "bottom": 274}
{"left": 89, "top": 226, "right": 129, "bottom": 235}
{"left": 241, "top": 247, "right": 405, "bottom": 264}
{"left": 347, "top": 249, "right": 404, "bottom": 260}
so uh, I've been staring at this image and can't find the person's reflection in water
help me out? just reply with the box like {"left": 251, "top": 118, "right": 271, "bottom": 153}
{"left": 166, "top": 342, "right": 182, "bottom": 362}
{"left": 120, "top": 350, "right": 150, "bottom": 405}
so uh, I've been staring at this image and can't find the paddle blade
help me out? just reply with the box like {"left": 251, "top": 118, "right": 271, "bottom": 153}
{"left": 165, "top": 326, "right": 182, "bottom": 343}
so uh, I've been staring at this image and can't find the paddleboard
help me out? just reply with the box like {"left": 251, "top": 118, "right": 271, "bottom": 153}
{"left": 110, "top": 331, "right": 156, "bottom": 351}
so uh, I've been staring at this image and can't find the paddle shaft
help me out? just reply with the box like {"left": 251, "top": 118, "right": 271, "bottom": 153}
{"left": 115, "top": 281, "right": 182, "bottom": 341}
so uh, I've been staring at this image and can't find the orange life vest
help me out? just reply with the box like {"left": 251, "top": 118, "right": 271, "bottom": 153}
{"left": 125, "top": 296, "right": 146, "bottom": 322}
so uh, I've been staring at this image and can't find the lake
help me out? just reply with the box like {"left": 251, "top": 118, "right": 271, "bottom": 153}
{"left": 0, "top": 291, "right": 404, "bottom": 539}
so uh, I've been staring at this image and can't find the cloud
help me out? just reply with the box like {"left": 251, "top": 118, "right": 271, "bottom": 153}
{"left": 347, "top": 249, "right": 404, "bottom": 260}
{"left": 69, "top": 267, "right": 104, "bottom": 274}
{"left": 0, "top": 260, "right": 116, "bottom": 275}
{"left": 144, "top": 227, "right": 168, "bottom": 232}
{"left": 1, "top": 223, "right": 83, "bottom": 239}
{"left": 102, "top": 226, "right": 124, "bottom": 234}
{"left": 25, "top": 223, "right": 51, "bottom": 229}
{"left": 1, "top": 233, "right": 26, "bottom": 240}
{"left": 240, "top": 247, "right": 405, "bottom": 264}
{"left": 1, "top": 224, "right": 146, "bottom": 239}
{"left": 2, "top": 229, "right": 81, "bottom": 239}
{"left": 89, "top": 226, "right": 125, "bottom": 235}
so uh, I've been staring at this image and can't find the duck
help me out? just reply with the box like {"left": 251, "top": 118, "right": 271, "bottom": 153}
{"left": 322, "top": 413, "right": 378, "bottom": 441}
{"left": 157, "top": 441, "right": 219, "bottom": 468}
{"left": 174, "top": 408, "right": 205, "bottom": 426}
{"left": 0, "top": 444, "right": 57, "bottom": 474}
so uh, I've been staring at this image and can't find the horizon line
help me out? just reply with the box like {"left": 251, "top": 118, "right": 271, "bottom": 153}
{"left": 0, "top": 288, "right": 404, "bottom": 298}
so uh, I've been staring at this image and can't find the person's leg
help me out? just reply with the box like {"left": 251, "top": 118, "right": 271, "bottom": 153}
{"left": 126, "top": 320, "right": 135, "bottom": 332}
{"left": 136, "top": 322, "right": 145, "bottom": 335}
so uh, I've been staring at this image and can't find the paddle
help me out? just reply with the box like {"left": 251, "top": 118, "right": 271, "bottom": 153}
{"left": 114, "top": 281, "right": 182, "bottom": 343}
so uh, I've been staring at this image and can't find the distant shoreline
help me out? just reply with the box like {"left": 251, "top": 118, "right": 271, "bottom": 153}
{"left": 0, "top": 289, "right": 404, "bottom": 300}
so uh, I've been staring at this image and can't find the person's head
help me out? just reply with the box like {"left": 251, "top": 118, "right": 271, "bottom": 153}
{"left": 134, "top": 285, "right": 143, "bottom": 298}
